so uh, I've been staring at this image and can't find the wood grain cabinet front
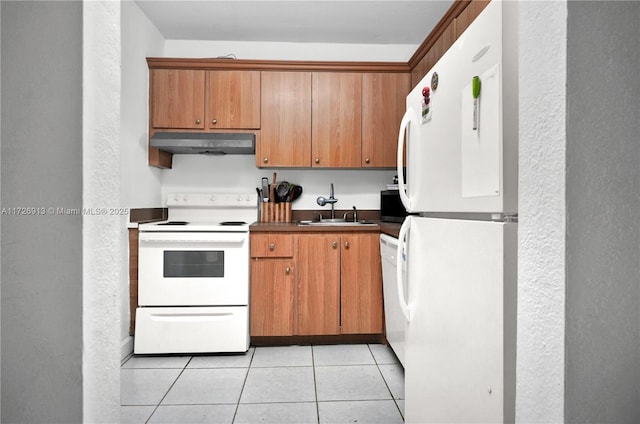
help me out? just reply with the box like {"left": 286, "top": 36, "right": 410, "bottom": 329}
{"left": 250, "top": 259, "right": 295, "bottom": 337}
{"left": 151, "top": 69, "right": 206, "bottom": 130}
{"left": 311, "top": 72, "right": 362, "bottom": 168}
{"left": 250, "top": 233, "right": 295, "bottom": 337}
{"left": 249, "top": 231, "right": 384, "bottom": 338}
{"left": 207, "top": 70, "right": 260, "bottom": 129}
{"left": 258, "top": 71, "right": 312, "bottom": 167}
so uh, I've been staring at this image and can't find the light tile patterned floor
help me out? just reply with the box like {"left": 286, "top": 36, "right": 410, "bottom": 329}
{"left": 121, "top": 343, "right": 404, "bottom": 424}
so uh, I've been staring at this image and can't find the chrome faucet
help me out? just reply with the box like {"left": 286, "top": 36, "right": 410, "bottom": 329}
{"left": 343, "top": 206, "right": 358, "bottom": 222}
{"left": 316, "top": 183, "right": 338, "bottom": 219}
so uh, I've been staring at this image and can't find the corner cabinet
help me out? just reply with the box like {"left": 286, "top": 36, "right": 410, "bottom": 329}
{"left": 361, "top": 73, "right": 411, "bottom": 168}
{"left": 249, "top": 231, "right": 383, "bottom": 337}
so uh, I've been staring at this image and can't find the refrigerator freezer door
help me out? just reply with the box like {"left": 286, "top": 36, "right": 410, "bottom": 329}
{"left": 400, "top": 0, "right": 517, "bottom": 214}
{"left": 405, "top": 217, "right": 516, "bottom": 423}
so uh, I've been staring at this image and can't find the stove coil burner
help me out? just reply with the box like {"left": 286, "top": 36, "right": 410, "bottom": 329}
{"left": 157, "top": 221, "right": 188, "bottom": 226}
{"left": 219, "top": 221, "right": 247, "bottom": 226}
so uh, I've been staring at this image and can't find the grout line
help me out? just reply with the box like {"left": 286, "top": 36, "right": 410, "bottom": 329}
{"left": 368, "top": 344, "right": 405, "bottom": 421}
{"left": 231, "top": 347, "right": 256, "bottom": 423}
{"left": 311, "top": 345, "right": 321, "bottom": 424}
{"left": 144, "top": 356, "right": 193, "bottom": 424}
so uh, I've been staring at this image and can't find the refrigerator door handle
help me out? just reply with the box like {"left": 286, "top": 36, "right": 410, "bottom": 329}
{"left": 396, "top": 216, "right": 412, "bottom": 322}
{"left": 397, "top": 108, "right": 412, "bottom": 211}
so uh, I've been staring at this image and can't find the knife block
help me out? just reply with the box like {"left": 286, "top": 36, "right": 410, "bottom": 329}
{"left": 260, "top": 201, "right": 291, "bottom": 223}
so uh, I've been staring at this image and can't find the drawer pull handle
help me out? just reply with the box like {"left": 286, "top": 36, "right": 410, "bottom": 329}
{"left": 344, "top": 241, "right": 350, "bottom": 248}
{"left": 285, "top": 267, "right": 291, "bottom": 274}
{"left": 269, "top": 243, "right": 275, "bottom": 251}
{"left": 332, "top": 241, "right": 337, "bottom": 248}
{"left": 195, "top": 119, "right": 201, "bottom": 125}
{"left": 211, "top": 119, "right": 217, "bottom": 124}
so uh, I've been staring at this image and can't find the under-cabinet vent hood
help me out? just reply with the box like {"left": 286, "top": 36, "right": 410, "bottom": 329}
{"left": 150, "top": 132, "right": 255, "bottom": 155}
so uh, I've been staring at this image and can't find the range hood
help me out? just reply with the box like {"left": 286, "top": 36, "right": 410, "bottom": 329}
{"left": 150, "top": 132, "right": 255, "bottom": 155}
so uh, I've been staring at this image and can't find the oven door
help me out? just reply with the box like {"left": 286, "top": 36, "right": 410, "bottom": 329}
{"left": 138, "top": 231, "right": 249, "bottom": 306}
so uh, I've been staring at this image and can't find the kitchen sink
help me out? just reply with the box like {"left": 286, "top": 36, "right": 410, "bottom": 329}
{"left": 297, "top": 220, "right": 377, "bottom": 226}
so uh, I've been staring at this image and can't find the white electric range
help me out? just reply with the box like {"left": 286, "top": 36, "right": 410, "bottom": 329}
{"left": 134, "top": 192, "right": 257, "bottom": 354}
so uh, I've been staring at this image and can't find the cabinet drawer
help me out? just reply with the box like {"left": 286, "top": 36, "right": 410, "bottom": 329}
{"left": 250, "top": 234, "right": 293, "bottom": 257}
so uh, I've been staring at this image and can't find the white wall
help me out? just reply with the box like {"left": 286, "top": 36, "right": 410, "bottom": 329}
{"left": 164, "top": 39, "right": 417, "bottom": 62}
{"left": 565, "top": 2, "right": 640, "bottom": 422}
{"left": 517, "top": 1, "right": 567, "bottom": 422}
{"left": 1, "top": 2, "right": 83, "bottom": 422}
{"left": 517, "top": 2, "right": 640, "bottom": 423}
{"left": 120, "top": 0, "right": 165, "bottom": 358}
{"left": 83, "top": 1, "right": 122, "bottom": 422}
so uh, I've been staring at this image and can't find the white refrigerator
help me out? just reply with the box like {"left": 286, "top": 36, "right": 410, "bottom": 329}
{"left": 396, "top": 1, "right": 518, "bottom": 423}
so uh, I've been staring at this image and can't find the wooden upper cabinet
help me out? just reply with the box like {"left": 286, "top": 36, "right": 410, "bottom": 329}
{"left": 312, "top": 72, "right": 362, "bottom": 168}
{"left": 455, "top": 0, "right": 491, "bottom": 38}
{"left": 207, "top": 70, "right": 260, "bottom": 129}
{"left": 361, "top": 73, "right": 410, "bottom": 168}
{"left": 411, "top": 20, "right": 456, "bottom": 88}
{"left": 259, "top": 71, "right": 312, "bottom": 167}
{"left": 151, "top": 69, "right": 205, "bottom": 129}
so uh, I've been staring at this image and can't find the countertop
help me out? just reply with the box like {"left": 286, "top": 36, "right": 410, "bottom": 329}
{"left": 250, "top": 221, "right": 401, "bottom": 238}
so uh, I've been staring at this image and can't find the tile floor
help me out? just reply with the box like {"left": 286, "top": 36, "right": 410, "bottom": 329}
{"left": 121, "top": 343, "right": 404, "bottom": 424}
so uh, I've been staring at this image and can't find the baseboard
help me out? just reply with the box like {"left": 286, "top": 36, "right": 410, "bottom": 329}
{"left": 121, "top": 335, "right": 134, "bottom": 364}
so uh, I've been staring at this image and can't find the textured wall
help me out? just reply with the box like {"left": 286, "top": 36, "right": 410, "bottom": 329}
{"left": 120, "top": 0, "right": 165, "bottom": 357}
{"left": 565, "top": 2, "right": 640, "bottom": 422}
{"left": 1, "top": 2, "right": 83, "bottom": 422}
{"left": 83, "top": 1, "right": 122, "bottom": 422}
{"left": 516, "top": 1, "right": 567, "bottom": 422}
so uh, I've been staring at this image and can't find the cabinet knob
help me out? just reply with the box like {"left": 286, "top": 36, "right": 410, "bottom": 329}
{"left": 285, "top": 267, "right": 291, "bottom": 274}
{"left": 315, "top": 158, "right": 320, "bottom": 164}
{"left": 269, "top": 243, "right": 275, "bottom": 251}
{"left": 263, "top": 157, "right": 269, "bottom": 163}
{"left": 365, "top": 158, "right": 370, "bottom": 164}
{"left": 332, "top": 241, "right": 337, "bottom": 248}
{"left": 344, "top": 241, "right": 350, "bottom": 248}
{"left": 195, "top": 119, "right": 201, "bottom": 124}
{"left": 211, "top": 119, "right": 217, "bottom": 125}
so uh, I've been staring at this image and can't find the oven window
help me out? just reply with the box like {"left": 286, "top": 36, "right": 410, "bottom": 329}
{"left": 163, "top": 251, "right": 224, "bottom": 278}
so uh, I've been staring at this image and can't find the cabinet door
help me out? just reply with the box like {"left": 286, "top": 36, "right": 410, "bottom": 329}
{"left": 259, "top": 72, "right": 312, "bottom": 167}
{"left": 295, "top": 234, "right": 341, "bottom": 335}
{"left": 207, "top": 70, "right": 260, "bottom": 129}
{"left": 311, "top": 72, "right": 362, "bottom": 167}
{"left": 341, "top": 233, "right": 384, "bottom": 334}
{"left": 362, "top": 73, "right": 410, "bottom": 168}
{"left": 151, "top": 69, "right": 205, "bottom": 129}
{"left": 250, "top": 259, "right": 295, "bottom": 336}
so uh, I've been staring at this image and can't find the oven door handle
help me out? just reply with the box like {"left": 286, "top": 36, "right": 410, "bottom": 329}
{"left": 139, "top": 237, "right": 246, "bottom": 244}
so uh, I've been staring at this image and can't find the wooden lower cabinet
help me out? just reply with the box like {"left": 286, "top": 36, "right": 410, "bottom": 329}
{"left": 340, "top": 233, "right": 384, "bottom": 334}
{"left": 296, "top": 234, "right": 341, "bottom": 335}
{"left": 249, "top": 231, "right": 383, "bottom": 338}
{"left": 250, "top": 259, "right": 295, "bottom": 336}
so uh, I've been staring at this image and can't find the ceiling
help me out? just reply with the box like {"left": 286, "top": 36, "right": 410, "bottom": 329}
{"left": 134, "top": 1, "right": 454, "bottom": 45}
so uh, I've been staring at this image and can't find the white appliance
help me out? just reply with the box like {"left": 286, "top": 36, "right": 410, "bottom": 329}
{"left": 135, "top": 193, "right": 257, "bottom": 354}
{"left": 379, "top": 234, "right": 407, "bottom": 367}
{"left": 396, "top": 1, "right": 518, "bottom": 423}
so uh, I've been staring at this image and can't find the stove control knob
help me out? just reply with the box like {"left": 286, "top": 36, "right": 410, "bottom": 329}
{"left": 182, "top": 195, "right": 189, "bottom": 202}
{"left": 173, "top": 194, "right": 180, "bottom": 202}
{"left": 210, "top": 195, "right": 216, "bottom": 202}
